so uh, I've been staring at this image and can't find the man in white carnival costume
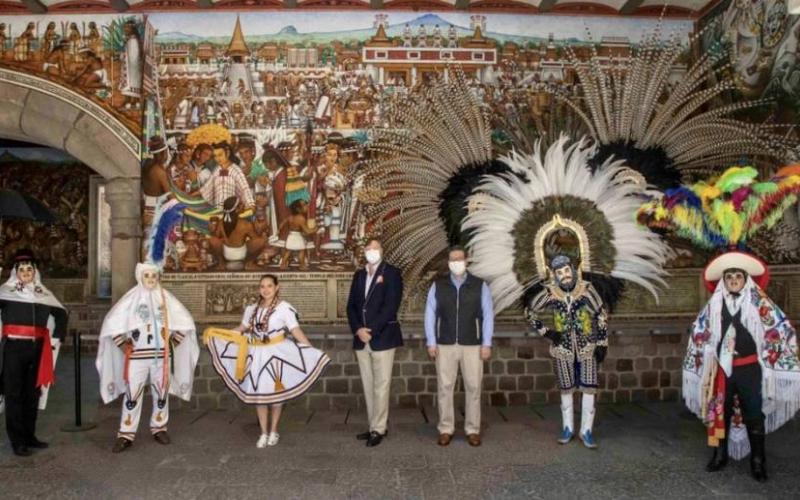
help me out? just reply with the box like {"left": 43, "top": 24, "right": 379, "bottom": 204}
{"left": 684, "top": 251, "right": 800, "bottom": 483}
{"left": 97, "top": 263, "right": 199, "bottom": 453}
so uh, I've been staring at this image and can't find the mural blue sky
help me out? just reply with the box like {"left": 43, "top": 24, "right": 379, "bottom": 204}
{"left": 151, "top": 12, "right": 693, "bottom": 45}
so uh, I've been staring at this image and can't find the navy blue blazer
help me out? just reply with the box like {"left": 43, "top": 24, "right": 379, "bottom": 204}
{"left": 346, "top": 262, "right": 403, "bottom": 351}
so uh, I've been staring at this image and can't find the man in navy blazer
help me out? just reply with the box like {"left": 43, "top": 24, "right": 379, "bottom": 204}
{"left": 347, "top": 238, "right": 403, "bottom": 447}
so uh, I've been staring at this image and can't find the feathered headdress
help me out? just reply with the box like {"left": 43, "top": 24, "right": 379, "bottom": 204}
{"left": 144, "top": 196, "right": 186, "bottom": 269}
{"left": 636, "top": 165, "right": 800, "bottom": 290}
{"left": 637, "top": 166, "right": 800, "bottom": 251}
{"left": 360, "top": 67, "right": 522, "bottom": 294}
{"left": 550, "top": 27, "right": 797, "bottom": 191}
{"left": 463, "top": 135, "right": 670, "bottom": 313}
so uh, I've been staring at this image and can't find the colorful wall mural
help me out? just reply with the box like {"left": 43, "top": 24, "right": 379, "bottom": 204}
{"left": 700, "top": 0, "right": 800, "bottom": 122}
{"left": 142, "top": 12, "right": 694, "bottom": 274}
{"left": 0, "top": 14, "right": 145, "bottom": 135}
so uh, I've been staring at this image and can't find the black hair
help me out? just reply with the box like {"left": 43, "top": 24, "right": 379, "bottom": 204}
{"left": 12, "top": 248, "right": 36, "bottom": 269}
{"left": 260, "top": 274, "right": 279, "bottom": 285}
{"left": 448, "top": 244, "right": 467, "bottom": 257}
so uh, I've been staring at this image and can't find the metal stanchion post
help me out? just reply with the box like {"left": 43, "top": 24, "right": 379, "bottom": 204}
{"left": 61, "top": 329, "right": 96, "bottom": 432}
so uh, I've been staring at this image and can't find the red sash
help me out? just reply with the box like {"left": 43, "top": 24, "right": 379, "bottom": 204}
{"left": 2, "top": 325, "right": 55, "bottom": 388}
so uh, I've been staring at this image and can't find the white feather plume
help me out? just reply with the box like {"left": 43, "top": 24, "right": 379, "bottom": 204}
{"left": 463, "top": 134, "right": 670, "bottom": 313}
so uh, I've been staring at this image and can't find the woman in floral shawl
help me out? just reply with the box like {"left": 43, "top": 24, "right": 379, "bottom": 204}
{"left": 684, "top": 251, "right": 800, "bottom": 483}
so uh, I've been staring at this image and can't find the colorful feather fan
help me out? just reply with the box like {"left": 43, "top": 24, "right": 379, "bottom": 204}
{"left": 637, "top": 166, "right": 800, "bottom": 250}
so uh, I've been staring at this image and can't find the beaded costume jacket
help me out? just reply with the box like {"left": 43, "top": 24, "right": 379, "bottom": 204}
{"left": 525, "top": 280, "right": 609, "bottom": 361}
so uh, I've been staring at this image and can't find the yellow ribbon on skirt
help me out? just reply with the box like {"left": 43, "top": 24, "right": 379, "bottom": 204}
{"left": 202, "top": 327, "right": 285, "bottom": 382}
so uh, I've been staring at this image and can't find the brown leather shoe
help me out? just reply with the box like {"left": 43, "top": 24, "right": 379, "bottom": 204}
{"left": 437, "top": 433, "right": 453, "bottom": 446}
{"left": 153, "top": 431, "right": 171, "bottom": 445}
{"left": 467, "top": 434, "right": 481, "bottom": 447}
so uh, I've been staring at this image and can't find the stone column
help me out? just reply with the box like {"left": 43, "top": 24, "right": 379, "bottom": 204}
{"left": 105, "top": 177, "right": 141, "bottom": 302}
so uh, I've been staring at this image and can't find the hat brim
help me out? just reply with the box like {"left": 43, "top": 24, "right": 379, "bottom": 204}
{"left": 703, "top": 251, "right": 769, "bottom": 292}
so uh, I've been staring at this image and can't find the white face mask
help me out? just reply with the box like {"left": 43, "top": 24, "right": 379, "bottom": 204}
{"left": 448, "top": 261, "right": 467, "bottom": 276}
{"left": 364, "top": 249, "right": 382, "bottom": 265}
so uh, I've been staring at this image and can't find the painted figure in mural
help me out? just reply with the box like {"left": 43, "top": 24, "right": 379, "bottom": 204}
{"left": 424, "top": 245, "right": 494, "bottom": 447}
{"left": 448, "top": 24, "right": 458, "bottom": 48}
{"left": 684, "top": 251, "right": 800, "bottom": 483}
{"left": 258, "top": 145, "right": 290, "bottom": 241}
{"left": 346, "top": 238, "right": 404, "bottom": 448}
{"left": 402, "top": 23, "right": 413, "bottom": 48}
{"left": 432, "top": 25, "right": 443, "bottom": 48}
{"left": 200, "top": 142, "right": 254, "bottom": 210}
{"left": 417, "top": 25, "right": 428, "bottom": 48}
{"left": 97, "top": 263, "right": 199, "bottom": 453}
{"left": 203, "top": 274, "right": 329, "bottom": 448}
{"left": 187, "top": 143, "right": 214, "bottom": 193}
{"left": 0, "top": 23, "right": 7, "bottom": 52}
{"left": 142, "top": 136, "right": 172, "bottom": 226}
{"left": 43, "top": 40, "right": 69, "bottom": 77}
{"left": 72, "top": 48, "right": 109, "bottom": 90}
{"left": 525, "top": 255, "right": 608, "bottom": 449}
{"left": 278, "top": 199, "right": 315, "bottom": 271}
{"left": 0, "top": 250, "right": 68, "bottom": 457}
{"left": 168, "top": 143, "right": 194, "bottom": 193}
{"left": 67, "top": 23, "right": 82, "bottom": 60}
{"left": 236, "top": 138, "right": 257, "bottom": 185}
{"left": 119, "top": 20, "right": 143, "bottom": 110}
{"left": 13, "top": 22, "right": 35, "bottom": 62}
{"left": 318, "top": 172, "right": 348, "bottom": 256}
{"left": 86, "top": 22, "right": 101, "bottom": 55}
{"left": 41, "top": 22, "right": 58, "bottom": 56}
{"left": 209, "top": 196, "right": 267, "bottom": 271}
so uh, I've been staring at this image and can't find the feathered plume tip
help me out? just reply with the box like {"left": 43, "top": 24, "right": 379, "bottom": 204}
{"left": 145, "top": 197, "right": 187, "bottom": 267}
{"left": 554, "top": 23, "right": 798, "bottom": 190}
{"left": 360, "top": 65, "right": 508, "bottom": 294}
{"left": 463, "top": 134, "right": 670, "bottom": 313}
{"left": 637, "top": 166, "right": 800, "bottom": 250}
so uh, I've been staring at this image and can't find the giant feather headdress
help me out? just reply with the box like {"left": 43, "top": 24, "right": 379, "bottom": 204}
{"left": 360, "top": 68, "right": 522, "bottom": 295}
{"left": 463, "top": 135, "right": 670, "bottom": 313}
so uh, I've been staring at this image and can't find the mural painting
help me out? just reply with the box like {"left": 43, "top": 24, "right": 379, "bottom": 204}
{"left": 0, "top": 14, "right": 145, "bottom": 135}
{"left": 144, "top": 12, "right": 693, "bottom": 274}
{"left": 701, "top": 0, "right": 800, "bottom": 121}
{"left": 0, "top": 147, "right": 91, "bottom": 278}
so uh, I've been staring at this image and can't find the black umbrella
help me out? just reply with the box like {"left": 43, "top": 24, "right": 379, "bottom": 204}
{"left": 0, "top": 188, "right": 57, "bottom": 223}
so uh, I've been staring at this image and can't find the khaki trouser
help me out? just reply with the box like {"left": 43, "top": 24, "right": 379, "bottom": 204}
{"left": 356, "top": 344, "right": 395, "bottom": 434}
{"left": 436, "top": 344, "right": 483, "bottom": 435}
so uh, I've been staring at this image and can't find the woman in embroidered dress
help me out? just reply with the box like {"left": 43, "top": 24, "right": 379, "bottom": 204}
{"left": 204, "top": 274, "right": 329, "bottom": 448}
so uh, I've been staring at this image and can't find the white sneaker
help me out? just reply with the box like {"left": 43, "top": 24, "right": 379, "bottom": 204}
{"left": 256, "top": 433, "right": 268, "bottom": 448}
{"left": 267, "top": 432, "right": 280, "bottom": 446}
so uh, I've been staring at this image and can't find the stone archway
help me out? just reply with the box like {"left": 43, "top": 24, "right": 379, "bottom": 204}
{"left": 0, "top": 68, "right": 142, "bottom": 301}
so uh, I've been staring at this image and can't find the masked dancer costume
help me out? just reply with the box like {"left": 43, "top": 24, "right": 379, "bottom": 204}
{"left": 97, "top": 263, "right": 199, "bottom": 453}
{"left": 0, "top": 250, "right": 68, "bottom": 456}
{"left": 639, "top": 166, "right": 800, "bottom": 482}
{"left": 463, "top": 136, "right": 670, "bottom": 449}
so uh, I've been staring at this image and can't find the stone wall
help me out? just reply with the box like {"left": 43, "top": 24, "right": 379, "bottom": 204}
{"left": 178, "top": 327, "right": 688, "bottom": 411}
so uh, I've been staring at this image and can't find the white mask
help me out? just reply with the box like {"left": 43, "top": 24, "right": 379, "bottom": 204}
{"left": 448, "top": 261, "right": 467, "bottom": 276}
{"left": 364, "top": 249, "right": 382, "bottom": 265}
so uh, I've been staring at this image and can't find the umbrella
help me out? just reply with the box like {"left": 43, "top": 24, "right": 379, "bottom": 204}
{"left": 0, "top": 188, "right": 57, "bottom": 223}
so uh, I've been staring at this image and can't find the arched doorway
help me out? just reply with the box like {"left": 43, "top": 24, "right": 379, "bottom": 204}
{"left": 0, "top": 68, "right": 142, "bottom": 301}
